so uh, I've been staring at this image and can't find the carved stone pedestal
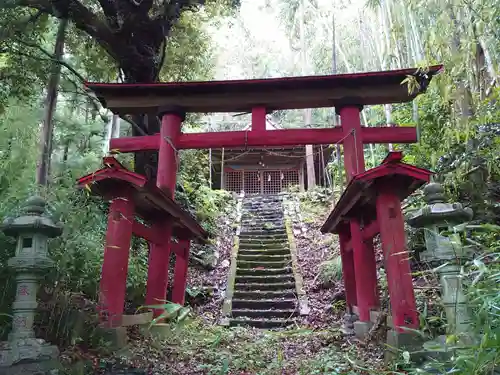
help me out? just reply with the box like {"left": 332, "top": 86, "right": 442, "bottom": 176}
{"left": 0, "top": 197, "right": 62, "bottom": 375}
{"left": 407, "top": 183, "right": 475, "bottom": 363}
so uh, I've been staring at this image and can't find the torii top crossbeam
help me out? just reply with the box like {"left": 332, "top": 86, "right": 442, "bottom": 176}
{"left": 84, "top": 66, "right": 443, "bottom": 157}
{"left": 86, "top": 66, "right": 443, "bottom": 114}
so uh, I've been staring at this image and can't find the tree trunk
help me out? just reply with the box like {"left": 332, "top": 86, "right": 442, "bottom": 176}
{"left": 299, "top": 0, "right": 315, "bottom": 190}
{"left": 36, "top": 18, "right": 68, "bottom": 186}
{"left": 304, "top": 112, "right": 316, "bottom": 190}
{"left": 103, "top": 114, "right": 121, "bottom": 154}
{"left": 379, "top": 0, "right": 395, "bottom": 151}
{"left": 447, "top": 4, "right": 473, "bottom": 118}
{"left": 111, "top": 114, "right": 121, "bottom": 138}
{"left": 331, "top": 13, "right": 342, "bottom": 196}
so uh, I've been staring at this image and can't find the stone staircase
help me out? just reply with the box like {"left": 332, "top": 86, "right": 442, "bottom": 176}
{"left": 230, "top": 195, "right": 298, "bottom": 328}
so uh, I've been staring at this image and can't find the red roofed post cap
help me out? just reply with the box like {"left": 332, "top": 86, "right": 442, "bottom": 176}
{"left": 84, "top": 66, "right": 443, "bottom": 115}
{"left": 76, "top": 157, "right": 208, "bottom": 242}
{"left": 320, "top": 152, "right": 433, "bottom": 234}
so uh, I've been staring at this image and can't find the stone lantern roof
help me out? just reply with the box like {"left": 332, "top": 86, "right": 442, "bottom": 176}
{"left": 407, "top": 183, "right": 473, "bottom": 227}
{"left": 1, "top": 196, "right": 63, "bottom": 238}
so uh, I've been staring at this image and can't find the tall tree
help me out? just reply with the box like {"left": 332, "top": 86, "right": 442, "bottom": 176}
{"left": 4, "top": 0, "right": 239, "bottom": 177}
{"left": 37, "top": 18, "right": 68, "bottom": 186}
{"left": 5, "top": 0, "right": 237, "bottom": 84}
{"left": 299, "top": 0, "right": 316, "bottom": 190}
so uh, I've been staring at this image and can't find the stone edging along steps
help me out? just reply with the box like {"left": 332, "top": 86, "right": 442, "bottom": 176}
{"left": 221, "top": 194, "right": 308, "bottom": 329}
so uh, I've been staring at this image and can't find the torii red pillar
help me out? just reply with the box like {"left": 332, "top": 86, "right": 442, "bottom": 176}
{"left": 336, "top": 105, "right": 379, "bottom": 323}
{"left": 171, "top": 239, "right": 191, "bottom": 305}
{"left": 145, "top": 109, "right": 184, "bottom": 313}
{"left": 338, "top": 229, "right": 357, "bottom": 311}
{"left": 376, "top": 184, "right": 418, "bottom": 331}
{"left": 99, "top": 190, "right": 134, "bottom": 327}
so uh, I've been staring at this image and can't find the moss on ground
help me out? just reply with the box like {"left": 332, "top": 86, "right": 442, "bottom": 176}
{"left": 120, "top": 318, "right": 378, "bottom": 375}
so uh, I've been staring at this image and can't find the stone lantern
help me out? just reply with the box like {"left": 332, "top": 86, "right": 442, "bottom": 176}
{"left": 407, "top": 183, "right": 474, "bottom": 348}
{"left": 0, "top": 196, "right": 62, "bottom": 375}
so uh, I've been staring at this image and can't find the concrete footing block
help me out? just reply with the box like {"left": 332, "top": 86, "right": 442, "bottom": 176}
{"left": 0, "top": 359, "right": 61, "bottom": 375}
{"left": 384, "top": 328, "right": 425, "bottom": 364}
{"left": 96, "top": 326, "right": 128, "bottom": 350}
{"left": 354, "top": 321, "right": 373, "bottom": 339}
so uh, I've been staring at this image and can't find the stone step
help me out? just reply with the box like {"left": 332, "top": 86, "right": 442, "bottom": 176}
{"left": 241, "top": 224, "right": 285, "bottom": 230}
{"left": 237, "top": 253, "right": 290, "bottom": 261}
{"left": 242, "top": 212, "right": 283, "bottom": 217}
{"left": 239, "top": 242, "right": 288, "bottom": 250}
{"left": 243, "top": 200, "right": 282, "bottom": 205}
{"left": 241, "top": 212, "right": 284, "bottom": 217}
{"left": 242, "top": 207, "right": 283, "bottom": 212}
{"left": 241, "top": 210, "right": 285, "bottom": 220}
{"left": 239, "top": 229, "right": 286, "bottom": 236}
{"left": 229, "top": 318, "right": 294, "bottom": 329}
{"left": 243, "top": 201, "right": 282, "bottom": 204}
{"left": 233, "top": 290, "right": 296, "bottom": 299}
{"left": 239, "top": 234, "right": 288, "bottom": 241}
{"left": 239, "top": 231, "right": 288, "bottom": 237}
{"left": 241, "top": 220, "right": 284, "bottom": 226}
{"left": 238, "top": 248, "right": 291, "bottom": 256}
{"left": 242, "top": 213, "right": 283, "bottom": 219}
{"left": 235, "top": 274, "right": 295, "bottom": 284}
{"left": 235, "top": 281, "right": 296, "bottom": 291}
{"left": 239, "top": 237, "right": 288, "bottom": 244}
{"left": 231, "top": 308, "right": 297, "bottom": 319}
{"left": 236, "top": 267, "right": 293, "bottom": 276}
{"left": 241, "top": 221, "right": 284, "bottom": 226}
{"left": 237, "top": 259, "right": 291, "bottom": 269}
{"left": 232, "top": 298, "right": 296, "bottom": 310}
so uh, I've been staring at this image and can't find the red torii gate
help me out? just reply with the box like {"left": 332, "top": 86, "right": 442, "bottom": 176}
{"left": 321, "top": 151, "right": 432, "bottom": 338}
{"left": 84, "top": 65, "right": 442, "bottom": 327}
{"left": 77, "top": 157, "right": 208, "bottom": 329}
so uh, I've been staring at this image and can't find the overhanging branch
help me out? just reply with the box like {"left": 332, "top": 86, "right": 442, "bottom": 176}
{"left": 0, "top": 10, "right": 44, "bottom": 42}
{"left": 10, "top": 42, "right": 86, "bottom": 82}
{"left": 13, "top": 0, "right": 120, "bottom": 62}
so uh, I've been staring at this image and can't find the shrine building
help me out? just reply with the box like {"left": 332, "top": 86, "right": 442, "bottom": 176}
{"left": 210, "top": 117, "right": 332, "bottom": 194}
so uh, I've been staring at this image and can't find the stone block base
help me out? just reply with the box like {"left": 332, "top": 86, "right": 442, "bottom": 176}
{"left": 384, "top": 329, "right": 425, "bottom": 364}
{"left": 0, "top": 359, "right": 61, "bottom": 375}
{"left": 139, "top": 323, "right": 172, "bottom": 339}
{"left": 96, "top": 326, "right": 128, "bottom": 350}
{"left": 340, "top": 313, "right": 357, "bottom": 336}
{"left": 354, "top": 321, "right": 373, "bottom": 339}
{"left": 0, "top": 338, "right": 59, "bottom": 368}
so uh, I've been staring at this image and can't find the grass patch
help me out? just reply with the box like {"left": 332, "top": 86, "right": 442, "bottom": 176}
{"left": 123, "top": 319, "right": 376, "bottom": 375}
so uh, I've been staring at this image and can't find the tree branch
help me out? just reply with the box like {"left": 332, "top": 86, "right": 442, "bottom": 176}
{"left": 60, "top": 73, "right": 109, "bottom": 122}
{"left": 12, "top": 0, "right": 120, "bottom": 61}
{"left": 11, "top": 42, "right": 86, "bottom": 82}
{"left": 96, "top": 0, "right": 118, "bottom": 29}
{"left": 0, "top": 9, "right": 44, "bottom": 42}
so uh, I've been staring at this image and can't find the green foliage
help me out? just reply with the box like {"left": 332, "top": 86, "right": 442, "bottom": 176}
{"left": 141, "top": 320, "right": 364, "bottom": 374}
{"left": 178, "top": 149, "right": 233, "bottom": 235}
{"left": 141, "top": 301, "right": 192, "bottom": 326}
{"left": 295, "top": 186, "right": 334, "bottom": 222}
{"left": 316, "top": 256, "right": 343, "bottom": 288}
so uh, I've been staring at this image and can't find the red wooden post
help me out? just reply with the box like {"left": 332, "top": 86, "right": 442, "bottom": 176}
{"left": 252, "top": 106, "right": 267, "bottom": 133}
{"left": 99, "top": 193, "right": 134, "bottom": 327}
{"left": 157, "top": 111, "right": 183, "bottom": 196}
{"left": 338, "top": 105, "right": 365, "bottom": 181}
{"left": 350, "top": 219, "right": 379, "bottom": 322}
{"left": 147, "top": 109, "right": 183, "bottom": 313}
{"left": 376, "top": 186, "right": 419, "bottom": 332}
{"left": 171, "top": 239, "right": 191, "bottom": 305}
{"left": 338, "top": 105, "right": 373, "bottom": 323}
{"left": 145, "top": 221, "right": 172, "bottom": 317}
{"left": 338, "top": 230, "right": 357, "bottom": 310}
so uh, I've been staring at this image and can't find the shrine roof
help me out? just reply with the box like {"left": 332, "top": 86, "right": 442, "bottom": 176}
{"left": 77, "top": 157, "right": 208, "bottom": 241}
{"left": 85, "top": 65, "right": 443, "bottom": 114}
{"left": 320, "top": 152, "right": 433, "bottom": 234}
